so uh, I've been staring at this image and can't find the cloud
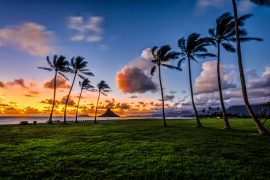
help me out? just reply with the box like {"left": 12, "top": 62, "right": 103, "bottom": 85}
{"left": 194, "top": 61, "right": 236, "bottom": 94}
{"left": 43, "top": 76, "right": 70, "bottom": 89}
{"left": 197, "top": 0, "right": 225, "bottom": 8}
{"left": 247, "top": 66, "right": 270, "bottom": 97}
{"left": 116, "top": 67, "right": 157, "bottom": 93}
{"left": 24, "top": 94, "right": 36, "bottom": 98}
{"left": 159, "top": 95, "right": 175, "bottom": 102}
{"left": 0, "top": 22, "right": 53, "bottom": 56}
{"left": 7, "top": 79, "right": 27, "bottom": 88}
{"left": 69, "top": 15, "right": 104, "bottom": 43}
{"left": 0, "top": 81, "right": 7, "bottom": 88}
{"left": 181, "top": 66, "right": 270, "bottom": 111}
{"left": 116, "top": 48, "right": 158, "bottom": 94}
{"left": 129, "top": 95, "right": 138, "bottom": 98}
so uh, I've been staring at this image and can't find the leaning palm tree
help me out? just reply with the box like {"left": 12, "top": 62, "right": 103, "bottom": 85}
{"left": 208, "top": 12, "right": 263, "bottom": 129}
{"left": 63, "top": 56, "right": 94, "bottom": 124}
{"left": 75, "top": 78, "right": 95, "bottom": 123}
{"left": 150, "top": 45, "right": 180, "bottom": 127}
{"left": 231, "top": 0, "right": 269, "bottom": 135}
{"left": 178, "top": 33, "right": 215, "bottom": 127}
{"left": 38, "top": 55, "right": 70, "bottom": 124}
{"left": 208, "top": 13, "right": 236, "bottom": 129}
{"left": 94, "top": 80, "right": 111, "bottom": 123}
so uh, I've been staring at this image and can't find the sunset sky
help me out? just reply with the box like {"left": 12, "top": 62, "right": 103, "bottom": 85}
{"left": 0, "top": 0, "right": 269, "bottom": 117}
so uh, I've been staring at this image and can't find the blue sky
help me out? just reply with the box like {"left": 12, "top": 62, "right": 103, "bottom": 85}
{"left": 0, "top": 0, "right": 269, "bottom": 115}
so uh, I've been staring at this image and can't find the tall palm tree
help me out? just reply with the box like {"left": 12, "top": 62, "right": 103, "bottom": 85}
{"left": 178, "top": 33, "right": 215, "bottom": 127}
{"left": 208, "top": 12, "right": 263, "bottom": 129}
{"left": 94, "top": 80, "right": 111, "bottom": 123}
{"left": 38, "top": 55, "right": 70, "bottom": 124}
{"left": 63, "top": 56, "right": 94, "bottom": 124}
{"left": 208, "top": 12, "right": 237, "bottom": 129}
{"left": 231, "top": 0, "right": 269, "bottom": 135}
{"left": 150, "top": 45, "right": 180, "bottom": 127}
{"left": 75, "top": 78, "right": 95, "bottom": 123}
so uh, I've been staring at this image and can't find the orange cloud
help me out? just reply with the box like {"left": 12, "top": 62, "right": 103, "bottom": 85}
{"left": 44, "top": 76, "right": 70, "bottom": 89}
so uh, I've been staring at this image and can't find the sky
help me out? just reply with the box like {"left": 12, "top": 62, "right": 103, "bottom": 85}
{"left": 0, "top": 0, "right": 269, "bottom": 117}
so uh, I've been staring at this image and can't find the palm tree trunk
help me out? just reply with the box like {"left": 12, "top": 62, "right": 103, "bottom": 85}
{"left": 48, "top": 71, "right": 58, "bottom": 124}
{"left": 75, "top": 87, "right": 83, "bottom": 123}
{"left": 63, "top": 73, "right": 77, "bottom": 124}
{"left": 217, "top": 42, "right": 231, "bottom": 129}
{"left": 94, "top": 91, "right": 101, "bottom": 123}
{"left": 188, "top": 58, "right": 201, "bottom": 127}
{"left": 158, "top": 65, "right": 167, "bottom": 127}
{"left": 232, "top": 0, "right": 268, "bottom": 135}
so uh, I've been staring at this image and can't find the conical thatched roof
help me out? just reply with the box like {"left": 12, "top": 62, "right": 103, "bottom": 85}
{"left": 99, "top": 108, "right": 120, "bottom": 117}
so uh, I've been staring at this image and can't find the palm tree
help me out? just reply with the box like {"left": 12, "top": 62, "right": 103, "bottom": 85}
{"left": 208, "top": 13, "right": 236, "bottom": 129}
{"left": 94, "top": 80, "right": 111, "bottom": 123}
{"left": 75, "top": 78, "right": 95, "bottom": 123}
{"left": 150, "top": 45, "right": 180, "bottom": 127}
{"left": 63, "top": 56, "right": 94, "bottom": 124}
{"left": 178, "top": 33, "right": 215, "bottom": 127}
{"left": 38, "top": 55, "right": 70, "bottom": 124}
{"left": 231, "top": 0, "right": 269, "bottom": 135}
{"left": 208, "top": 12, "right": 263, "bottom": 129}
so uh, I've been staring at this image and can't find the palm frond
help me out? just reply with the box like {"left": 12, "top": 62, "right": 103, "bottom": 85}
{"left": 38, "top": 67, "right": 53, "bottom": 71}
{"left": 151, "top": 66, "right": 156, "bottom": 75}
{"left": 82, "top": 71, "right": 94, "bottom": 76}
{"left": 78, "top": 74, "right": 86, "bottom": 80}
{"left": 231, "top": 37, "right": 263, "bottom": 42}
{"left": 195, "top": 53, "right": 216, "bottom": 59}
{"left": 177, "top": 57, "right": 185, "bottom": 68}
{"left": 163, "top": 52, "right": 180, "bottom": 62}
{"left": 157, "top": 45, "right": 171, "bottom": 60}
{"left": 161, "top": 64, "right": 182, "bottom": 71}
{"left": 46, "top": 56, "right": 54, "bottom": 68}
{"left": 59, "top": 72, "right": 69, "bottom": 81}
{"left": 178, "top": 38, "right": 186, "bottom": 52}
{"left": 101, "top": 92, "right": 107, "bottom": 96}
{"left": 151, "top": 46, "right": 158, "bottom": 60}
{"left": 221, "top": 43, "right": 236, "bottom": 53}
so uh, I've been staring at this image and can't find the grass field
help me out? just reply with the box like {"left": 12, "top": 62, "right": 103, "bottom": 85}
{"left": 1, "top": 118, "right": 270, "bottom": 179}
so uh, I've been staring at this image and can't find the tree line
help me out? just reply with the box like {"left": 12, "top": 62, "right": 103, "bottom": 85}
{"left": 150, "top": 0, "right": 269, "bottom": 135}
{"left": 37, "top": 0, "right": 269, "bottom": 135}
{"left": 38, "top": 56, "right": 111, "bottom": 124}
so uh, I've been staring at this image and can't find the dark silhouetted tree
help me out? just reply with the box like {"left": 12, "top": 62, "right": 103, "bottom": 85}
{"left": 150, "top": 45, "right": 180, "bottom": 127}
{"left": 38, "top": 55, "right": 70, "bottom": 124}
{"left": 94, "top": 80, "right": 111, "bottom": 123}
{"left": 75, "top": 78, "right": 95, "bottom": 123}
{"left": 178, "top": 33, "right": 215, "bottom": 127}
{"left": 231, "top": 0, "right": 268, "bottom": 135}
{"left": 63, "top": 56, "right": 94, "bottom": 124}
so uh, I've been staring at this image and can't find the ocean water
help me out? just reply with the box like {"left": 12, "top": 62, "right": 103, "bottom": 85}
{"left": 0, "top": 116, "right": 188, "bottom": 125}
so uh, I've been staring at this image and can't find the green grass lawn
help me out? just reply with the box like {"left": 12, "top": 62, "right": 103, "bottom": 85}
{"left": 1, "top": 118, "right": 270, "bottom": 179}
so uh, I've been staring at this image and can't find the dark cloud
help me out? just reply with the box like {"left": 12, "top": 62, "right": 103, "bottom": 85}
{"left": 129, "top": 95, "right": 138, "bottom": 98}
{"left": 0, "top": 81, "right": 7, "bottom": 88}
{"left": 7, "top": 79, "right": 27, "bottom": 88}
{"left": 159, "top": 95, "right": 175, "bottom": 102}
{"left": 24, "top": 94, "right": 35, "bottom": 97}
{"left": 44, "top": 76, "right": 70, "bottom": 89}
{"left": 116, "top": 67, "right": 157, "bottom": 93}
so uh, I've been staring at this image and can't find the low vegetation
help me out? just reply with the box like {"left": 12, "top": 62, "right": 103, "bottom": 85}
{"left": 0, "top": 119, "right": 270, "bottom": 179}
